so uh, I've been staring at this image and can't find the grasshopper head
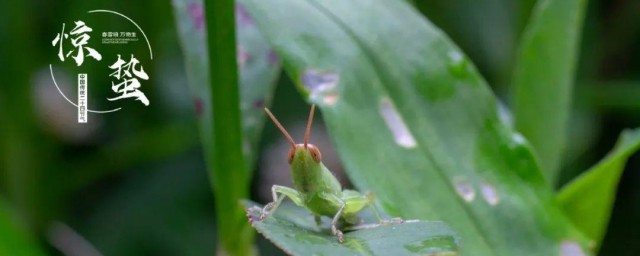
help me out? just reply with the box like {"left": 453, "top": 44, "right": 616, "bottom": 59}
{"left": 288, "top": 143, "right": 322, "bottom": 164}
{"left": 265, "top": 104, "right": 322, "bottom": 165}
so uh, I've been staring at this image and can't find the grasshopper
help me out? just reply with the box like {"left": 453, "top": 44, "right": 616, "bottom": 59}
{"left": 254, "top": 104, "right": 402, "bottom": 243}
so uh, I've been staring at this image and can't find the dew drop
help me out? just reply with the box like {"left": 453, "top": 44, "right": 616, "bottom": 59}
{"left": 323, "top": 93, "right": 338, "bottom": 105}
{"left": 379, "top": 98, "right": 417, "bottom": 148}
{"left": 302, "top": 69, "right": 340, "bottom": 106}
{"left": 497, "top": 100, "right": 513, "bottom": 128}
{"left": 512, "top": 132, "right": 526, "bottom": 146}
{"left": 560, "top": 240, "right": 586, "bottom": 256}
{"left": 480, "top": 182, "right": 500, "bottom": 206}
{"left": 302, "top": 69, "right": 338, "bottom": 93}
{"left": 447, "top": 50, "right": 468, "bottom": 77}
{"left": 453, "top": 177, "right": 475, "bottom": 202}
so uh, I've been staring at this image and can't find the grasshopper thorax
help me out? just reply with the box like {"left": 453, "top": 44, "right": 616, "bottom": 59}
{"left": 288, "top": 144, "right": 322, "bottom": 164}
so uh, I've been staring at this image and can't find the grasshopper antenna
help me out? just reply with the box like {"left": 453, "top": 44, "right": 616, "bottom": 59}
{"left": 304, "top": 104, "right": 316, "bottom": 149}
{"left": 264, "top": 108, "right": 296, "bottom": 148}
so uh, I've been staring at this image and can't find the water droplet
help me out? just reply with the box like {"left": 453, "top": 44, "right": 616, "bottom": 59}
{"left": 379, "top": 98, "right": 417, "bottom": 148}
{"left": 480, "top": 182, "right": 500, "bottom": 206}
{"left": 512, "top": 133, "right": 526, "bottom": 146}
{"left": 453, "top": 177, "right": 475, "bottom": 202}
{"left": 447, "top": 50, "right": 468, "bottom": 77}
{"left": 302, "top": 69, "right": 340, "bottom": 106}
{"left": 302, "top": 69, "right": 338, "bottom": 93}
{"left": 323, "top": 93, "right": 338, "bottom": 105}
{"left": 404, "top": 235, "right": 458, "bottom": 254}
{"left": 497, "top": 100, "right": 513, "bottom": 128}
{"left": 560, "top": 240, "right": 586, "bottom": 256}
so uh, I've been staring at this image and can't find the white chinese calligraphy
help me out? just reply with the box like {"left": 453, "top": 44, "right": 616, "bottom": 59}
{"left": 107, "top": 54, "right": 150, "bottom": 106}
{"left": 52, "top": 20, "right": 102, "bottom": 66}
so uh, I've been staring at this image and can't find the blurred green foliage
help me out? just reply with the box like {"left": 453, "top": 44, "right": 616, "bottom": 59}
{"left": 0, "top": 0, "right": 639, "bottom": 255}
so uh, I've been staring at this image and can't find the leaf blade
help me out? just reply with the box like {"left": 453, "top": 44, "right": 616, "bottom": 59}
{"left": 246, "top": 202, "right": 460, "bottom": 256}
{"left": 512, "top": 0, "right": 588, "bottom": 184}
{"left": 557, "top": 128, "right": 640, "bottom": 247}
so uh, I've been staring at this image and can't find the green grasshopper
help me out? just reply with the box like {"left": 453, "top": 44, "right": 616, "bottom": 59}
{"left": 253, "top": 104, "right": 402, "bottom": 243}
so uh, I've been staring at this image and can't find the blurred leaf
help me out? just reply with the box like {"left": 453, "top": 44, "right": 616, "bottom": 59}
{"left": 242, "top": 0, "right": 591, "bottom": 255}
{"left": 0, "top": 199, "right": 45, "bottom": 256}
{"left": 414, "top": 0, "right": 519, "bottom": 91}
{"left": 70, "top": 121, "right": 199, "bottom": 189}
{"left": 172, "top": 0, "right": 281, "bottom": 254}
{"left": 557, "top": 128, "right": 640, "bottom": 248}
{"left": 245, "top": 202, "right": 460, "bottom": 256}
{"left": 172, "top": 0, "right": 281, "bottom": 166}
{"left": 512, "top": 0, "right": 587, "bottom": 184}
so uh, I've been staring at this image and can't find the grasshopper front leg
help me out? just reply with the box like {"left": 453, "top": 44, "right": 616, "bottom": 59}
{"left": 322, "top": 192, "right": 347, "bottom": 243}
{"left": 259, "top": 185, "right": 305, "bottom": 221}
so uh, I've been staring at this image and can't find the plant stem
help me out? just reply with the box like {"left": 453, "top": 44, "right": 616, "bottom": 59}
{"left": 203, "top": 0, "right": 254, "bottom": 255}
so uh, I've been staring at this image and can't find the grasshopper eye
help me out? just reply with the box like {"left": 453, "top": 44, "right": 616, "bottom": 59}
{"left": 287, "top": 147, "right": 295, "bottom": 164}
{"left": 309, "top": 145, "right": 322, "bottom": 163}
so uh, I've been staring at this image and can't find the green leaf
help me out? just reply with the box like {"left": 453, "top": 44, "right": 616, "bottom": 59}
{"left": 172, "top": 0, "right": 281, "bottom": 255}
{"left": 557, "top": 128, "right": 640, "bottom": 247}
{"left": 0, "top": 199, "right": 45, "bottom": 256}
{"left": 242, "top": 0, "right": 591, "bottom": 255}
{"left": 246, "top": 202, "right": 460, "bottom": 256}
{"left": 512, "top": 0, "right": 588, "bottom": 184}
{"left": 172, "top": 0, "right": 281, "bottom": 167}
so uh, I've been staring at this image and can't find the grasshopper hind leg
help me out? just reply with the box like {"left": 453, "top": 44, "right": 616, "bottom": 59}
{"left": 339, "top": 191, "right": 405, "bottom": 232}
{"left": 343, "top": 214, "right": 361, "bottom": 225}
